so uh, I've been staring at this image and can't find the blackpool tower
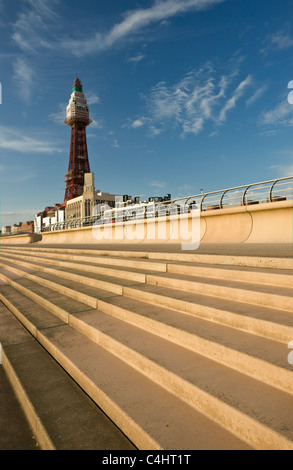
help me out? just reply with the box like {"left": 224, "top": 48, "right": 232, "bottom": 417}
{"left": 64, "top": 77, "right": 92, "bottom": 202}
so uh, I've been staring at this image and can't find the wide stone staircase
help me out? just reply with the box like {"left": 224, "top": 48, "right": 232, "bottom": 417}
{"left": 0, "top": 245, "right": 292, "bottom": 450}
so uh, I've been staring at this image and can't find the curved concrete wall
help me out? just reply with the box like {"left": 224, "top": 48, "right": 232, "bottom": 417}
{"left": 1, "top": 199, "right": 292, "bottom": 246}
{"left": 245, "top": 200, "right": 293, "bottom": 244}
{"left": 201, "top": 207, "right": 253, "bottom": 244}
{"left": 199, "top": 200, "right": 292, "bottom": 244}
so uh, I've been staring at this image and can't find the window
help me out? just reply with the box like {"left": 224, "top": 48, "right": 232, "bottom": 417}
{"left": 85, "top": 199, "right": 91, "bottom": 218}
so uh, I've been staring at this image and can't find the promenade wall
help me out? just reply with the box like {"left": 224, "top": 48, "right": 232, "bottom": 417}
{"left": 1, "top": 199, "right": 292, "bottom": 246}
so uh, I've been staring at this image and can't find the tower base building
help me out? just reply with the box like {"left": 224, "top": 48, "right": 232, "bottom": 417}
{"left": 65, "top": 173, "right": 121, "bottom": 222}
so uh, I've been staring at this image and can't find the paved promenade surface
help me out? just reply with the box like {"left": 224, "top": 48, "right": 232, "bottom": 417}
{"left": 4, "top": 243, "right": 292, "bottom": 258}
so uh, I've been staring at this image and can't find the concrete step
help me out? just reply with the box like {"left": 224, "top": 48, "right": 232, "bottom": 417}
{"left": 0, "top": 267, "right": 95, "bottom": 323}
{"left": 0, "top": 247, "right": 167, "bottom": 272}
{"left": 2, "top": 247, "right": 293, "bottom": 284}
{"left": 1, "top": 255, "right": 293, "bottom": 344}
{"left": 0, "top": 249, "right": 150, "bottom": 282}
{"left": 0, "top": 300, "right": 136, "bottom": 450}
{"left": 1, "top": 258, "right": 292, "bottom": 346}
{"left": 0, "top": 246, "right": 292, "bottom": 450}
{"left": 0, "top": 287, "right": 251, "bottom": 450}
{"left": 0, "top": 254, "right": 142, "bottom": 294}
{"left": 123, "top": 284, "right": 293, "bottom": 343}
{"left": 1, "top": 272, "right": 291, "bottom": 397}
{"left": 167, "top": 262, "right": 293, "bottom": 288}
{"left": 0, "top": 260, "right": 118, "bottom": 309}
{"left": 67, "top": 308, "right": 293, "bottom": 450}
{"left": 0, "top": 272, "right": 293, "bottom": 450}
{"left": 146, "top": 272, "right": 293, "bottom": 311}
{"left": 149, "top": 252, "right": 293, "bottom": 270}
{"left": 2, "top": 245, "right": 293, "bottom": 269}
{"left": 2, "top": 252, "right": 293, "bottom": 310}
{"left": 96, "top": 296, "right": 293, "bottom": 394}
{"left": 1, "top": 256, "right": 292, "bottom": 348}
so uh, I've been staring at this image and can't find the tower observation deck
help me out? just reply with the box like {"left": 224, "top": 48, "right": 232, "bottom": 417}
{"left": 64, "top": 77, "right": 92, "bottom": 202}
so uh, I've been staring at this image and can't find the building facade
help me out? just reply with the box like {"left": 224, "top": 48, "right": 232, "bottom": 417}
{"left": 34, "top": 205, "right": 65, "bottom": 233}
{"left": 65, "top": 173, "right": 120, "bottom": 222}
{"left": 1, "top": 226, "right": 11, "bottom": 236}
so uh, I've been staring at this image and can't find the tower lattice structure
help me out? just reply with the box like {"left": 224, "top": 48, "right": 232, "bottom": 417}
{"left": 64, "top": 77, "right": 92, "bottom": 202}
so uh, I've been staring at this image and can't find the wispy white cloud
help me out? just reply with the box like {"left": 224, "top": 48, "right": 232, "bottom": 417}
{"left": 90, "top": 119, "right": 104, "bottom": 129}
{"left": 12, "top": 57, "right": 35, "bottom": 103}
{"left": 49, "top": 103, "right": 66, "bottom": 124}
{"left": 149, "top": 180, "right": 167, "bottom": 188}
{"left": 129, "top": 63, "right": 253, "bottom": 137}
{"left": 131, "top": 119, "right": 145, "bottom": 128}
{"left": 10, "top": 0, "right": 226, "bottom": 58}
{"left": 59, "top": 0, "right": 226, "bottom": 55}
{"left": 270, "top": 31, "right": 293, "bottom": 49}
{"left": 11, "top": 0, "right": 58, "bottom": 53}
{"left": 218, "top": 75, "right": 252, "bottom": 123}
{"left": 260, "top": 101, "right": 293, "bottom": 127}
{"left": 0, "top": 126, "right": 62, "bottom": 153}
{"left": 261, "top": 30, "right": 293, "bottom": 55}
{"left": 268, "top": 164, "right": 293, "bottom": 178}
{"left": 246, "top": 85, "right": 268, "bottom": 107}
{"left": 86, "top": 92, "right": 100, "bottom": 105}
{"left": 25, "top": 0, "right": 58, "bottom": 19}
{"left": 126, "top": 116, "right": 162, "bottom": 135}
{"left": 259, "top": 129, "right": 280, "bottom": 137}
{"left": 127, "top": 53, "right": 145, "bottom": 64}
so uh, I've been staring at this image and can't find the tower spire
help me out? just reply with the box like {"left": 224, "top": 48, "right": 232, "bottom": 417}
{"left": 72, "top": 77, "right": 83, "bottom": 93}
{"left": 64, "top": 77, "right": 92, "bottom": 202}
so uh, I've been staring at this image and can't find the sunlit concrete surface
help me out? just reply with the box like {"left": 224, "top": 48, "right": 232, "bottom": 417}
{"left": 0, "top": 243, "right": 292, "bottom": 450}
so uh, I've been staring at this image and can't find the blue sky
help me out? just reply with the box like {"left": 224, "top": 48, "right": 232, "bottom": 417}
{"left": 1, "top": 0, "right": 293, "bottom": 227}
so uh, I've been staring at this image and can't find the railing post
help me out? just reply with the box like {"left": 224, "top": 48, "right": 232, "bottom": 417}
{"left": 242, "top": 185, "right": 250, "bottom": 207}
{"left": 220, "top": 190, "right": 228, "bottom": 209}
{"left": 269, "top": 180, "right": 277, "bottom": 203}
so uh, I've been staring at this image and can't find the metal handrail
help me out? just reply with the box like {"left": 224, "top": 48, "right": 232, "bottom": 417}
{"left": 42, "top": 176, "right": 293, "bottom": 232}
